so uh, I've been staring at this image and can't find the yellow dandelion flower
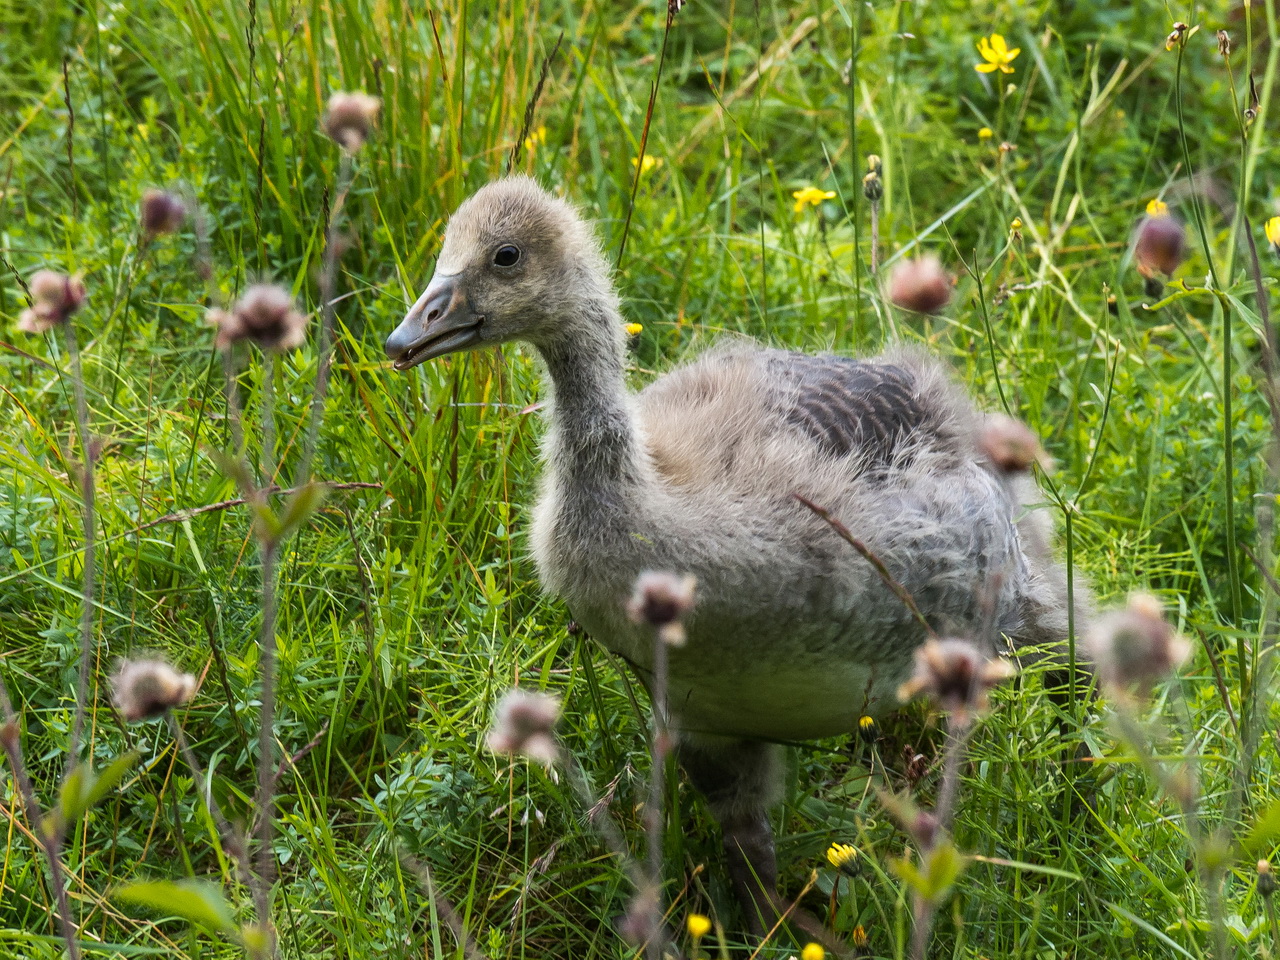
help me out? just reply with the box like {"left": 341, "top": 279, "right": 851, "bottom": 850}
{"left": 975, "top": 33, "right": 1021, "bottom": 74}
{"left": 687, "top": 914, "right": 711, "bottom": 939}
{"left": 523, "top": 125, "right": 547, "bottom": 152}
{"left": 801, "top": 943, "right": 825, "bottom": 960}
{"left": 1147, "top": 198, "right": 1169, "bottom": 217}
{"left": 827, "top": 841, "right": 860, "bottom": 877}
{"left": 852, "top": 925, "right": 868, "bottom": 948}
{"left": 631, "top": 154, "right": 662, "bottom": 174}
{"left": 1265, "top": 216, "right": 1280, "bottom": 254}
{"left": 978, "top": 126, "right": 994, "bottom": 140}
{"left": 858, "top": 715, "right": 878, "bottom": 743}
{"left": 624, "top": 322, "right": 643, "bottom": 336}
{"left": 792, "top": 186, "right": 836, "bottom": 212}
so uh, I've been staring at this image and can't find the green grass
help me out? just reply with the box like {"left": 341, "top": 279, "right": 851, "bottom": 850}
{"left": 2, "top": 0, "right": 1279, "bottom": 957}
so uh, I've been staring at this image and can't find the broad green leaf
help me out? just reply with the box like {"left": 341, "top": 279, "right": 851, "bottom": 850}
{"left": 115, "top": 879, "right": 238, "bottom": 936}
{"left": 59, "top": 753, "right": 140, "bottom": 828}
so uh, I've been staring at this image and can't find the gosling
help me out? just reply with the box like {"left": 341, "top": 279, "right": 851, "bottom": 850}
{"left": 384, "top": 177, "right": 1084, "bottom": 932}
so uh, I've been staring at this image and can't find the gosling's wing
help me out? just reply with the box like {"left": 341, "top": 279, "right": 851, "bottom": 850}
{"left": 638, "top": 346, "right": 954, "bottom": 490}
{"left": 765, "top": 352, "right": 934, "bottom": 465}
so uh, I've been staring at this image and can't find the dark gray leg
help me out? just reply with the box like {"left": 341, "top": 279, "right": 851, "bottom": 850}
{"left": 677, "top": 736, "right": 782, "bottom": 935}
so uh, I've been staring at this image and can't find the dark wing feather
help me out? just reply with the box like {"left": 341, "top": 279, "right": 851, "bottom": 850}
{"left": 768, "top": 354, "right": 932, "bottom": 464}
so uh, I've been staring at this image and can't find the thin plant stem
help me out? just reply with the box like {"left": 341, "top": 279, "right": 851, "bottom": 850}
{"left": 169, "top": 715, "right": 253, "bottom": 888}
{"left": 299, "top": 153, "right": 353, "bottom": 486}
{"left": 63, "top": 323, "right": 97, "bottom": 776}
{"left": 645, "top": 630, "right": 669, "bottom": 960}
{"left": 0, "top": 677, "right": 81, "bottom": 960}
{"left": 251, "top": 538, "right": 279, "bottom": 956}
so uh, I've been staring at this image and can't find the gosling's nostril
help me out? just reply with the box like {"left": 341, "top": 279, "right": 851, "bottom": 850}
{"left": 427, "top": 306, "right": 441, "bottom": 322}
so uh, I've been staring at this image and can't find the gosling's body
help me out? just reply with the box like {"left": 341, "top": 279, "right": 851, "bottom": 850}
{"left": 384, "top": 176, "right": 1080, "bottom": 934}
{"left": 533, "top": 344, "right": 1042, "bottom": 742}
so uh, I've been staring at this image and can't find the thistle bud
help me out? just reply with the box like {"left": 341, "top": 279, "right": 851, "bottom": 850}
{"left": 1135, "top": 213, "right": 1186, "bottom": 280}
{"left": 323, "top": 91, "right": 381, "bottom": 152}
{"left": 111, "top": 658, "right": 197, "bottom": 722}
{"left": 627, "top": 570, "right": 697, "bottom": 646}
{"left": 210, "top": 284, "right": 309, "bottom": 352}
{"left": 887, "top": 254, "right": 952, "bottom": 315}
{"left": 140, "top": 189, "right": 186, "bottom": 238}
{"left": 17, "top": 270, "right": 87, "bottom": 334}
{"left": 1085, "top": 593, "right": 1189, "bottom": 696}
{"left": 979, "top": 413, "right": 1053, "bottom": 473}
{"left": 486, "top": 689, "right": 560, "bottom": 765}
{"left": 897, "top": 638, "right": 1014, "bottom": 722}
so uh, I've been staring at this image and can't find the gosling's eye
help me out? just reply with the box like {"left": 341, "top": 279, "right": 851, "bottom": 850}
{"left": 494, "top": 244, "right": 521, "bottom": 267}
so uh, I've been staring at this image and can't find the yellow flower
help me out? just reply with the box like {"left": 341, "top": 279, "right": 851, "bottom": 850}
{"left": 978, "top": 126, "right": 994, "bottom": 140}
{"left": 801, "top": 944, "right": 825, "bottom": 960}
{"left": 1147, "top": 198, "right": 1169, "bottom": 217}
{"left": 975, "top": 33, "right": 1021, "bottom": 74}
{"left": 858, "top": 715, "right": 878, "bottom": 743}
{"left": 1010, "top": 217, "right": 1024, "bottom": 231}
{"left": 687, "top": 914, "right": 711, "bottom": 939}
{"left": 523, "top": 125, "right": 547, "bottom": 151}
{"left": 827, "top": 841, "right": 860, "bottom": 877}
{"left": 624, "top": 322, "right": 643, "bottom": 336}
{"left": 792, "top": 186, "right": 836, "bottom": 212}
{"left": 631, "top": 154, "right": 662, "bottom": 174}
{"left": 852, "top": 925, "right": 868, "bottom": 948}
{"left": 1265, "top": 216, "right": 1280, "bottom": 254}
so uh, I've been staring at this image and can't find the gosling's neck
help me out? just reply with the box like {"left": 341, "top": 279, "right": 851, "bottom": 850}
{"left": 534, "top": 295, "right": 649, "bottom": 498}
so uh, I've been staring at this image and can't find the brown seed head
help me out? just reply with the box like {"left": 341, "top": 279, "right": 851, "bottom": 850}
{"left": 486, "top": 689, "right": 561, "bottom": 765}
{"left": 323, "top": 91, "right": 381, "bottom": 151}
{"left": 111, "top": 658, "right": 197, "bottom": 722}
{"left": 18, "top": 270, "right": 87, "bottom": 334}
{"left": 626, "top": 570, "right": 697, "bottom": 646}
{"left": 887, "top": 254, "right": 952, "bottom": 315}
{"left": 897, "top": 638, "right": 1014, "bottom": 721}
{"left": 979, "top": 414, "right": 1054, "bottom": 473}
{"left": 1135, "top": 214, "right": 1187, "bottom": 278}
{"left": 211, "top": 284, "right": 308, "bottom": 352}
{"left": 140, "top": 189, "right": 186, "bottom": 238}
{"left": 1086, "top": 592, "right": 1189, "bottom": 695}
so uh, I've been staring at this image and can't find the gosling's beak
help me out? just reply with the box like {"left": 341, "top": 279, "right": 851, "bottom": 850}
{"left": 384, "top": 274, "right": 483, "bottom": 370}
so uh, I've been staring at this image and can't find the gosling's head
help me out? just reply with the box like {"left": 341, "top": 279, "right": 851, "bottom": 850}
{"left": 385, "top": 177, "right": 614, "bottom": 370}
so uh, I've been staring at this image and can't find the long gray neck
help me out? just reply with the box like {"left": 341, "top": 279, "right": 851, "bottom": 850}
{"left": 536, "top": 297, "right": 648, "bottom": 498}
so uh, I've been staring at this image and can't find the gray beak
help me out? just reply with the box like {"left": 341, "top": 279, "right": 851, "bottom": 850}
{"left": 384, "top": 274, "right": 483, "bottom": 370}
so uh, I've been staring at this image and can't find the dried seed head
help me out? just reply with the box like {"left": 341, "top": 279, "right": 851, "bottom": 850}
{"left": 486, "top": 689, "right": 560, "bottom": 765}
{"left": 979, "top": 413, "right": 1054, "bottom": 473}
{"left": 1217, "top": 30, "right": 1231, "bottom": 58}
{"left": 1086, "top": 593, "right": 1189, "bottom": 695}
{"left": 886, "top": 254, "right": 952, "bottom": 315}
{"left": 1135, "top": 213, "right": 1187, "bottom": 279}
{"left": 897, "top": 638, "right": 1015, "bottom": 721}
{"left": 210, "top": 284, "right": 309, "bottom": 352}
{"left": 111, "top": 658, "right": 197, "bottom": 722}
{"left": 323, "top": 91, "right": 381, "bottom": 151}
{"left": 140, "top": 189, "right": 186, "bottom": 238}
{"left": 18, "top": 270, "right": 86, "bottom": 334}
{"left": 627, "top": 570, "right": 697, "bottom": 646}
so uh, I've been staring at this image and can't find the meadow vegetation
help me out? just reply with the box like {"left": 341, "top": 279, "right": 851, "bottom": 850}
{"left": 2, "top": 0, "right": 1280, "bottom": 957}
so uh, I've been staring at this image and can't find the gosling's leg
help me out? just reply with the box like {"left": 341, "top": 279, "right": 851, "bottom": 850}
{"left": 677, "top": 736, "right": 782, "bottom": 935}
